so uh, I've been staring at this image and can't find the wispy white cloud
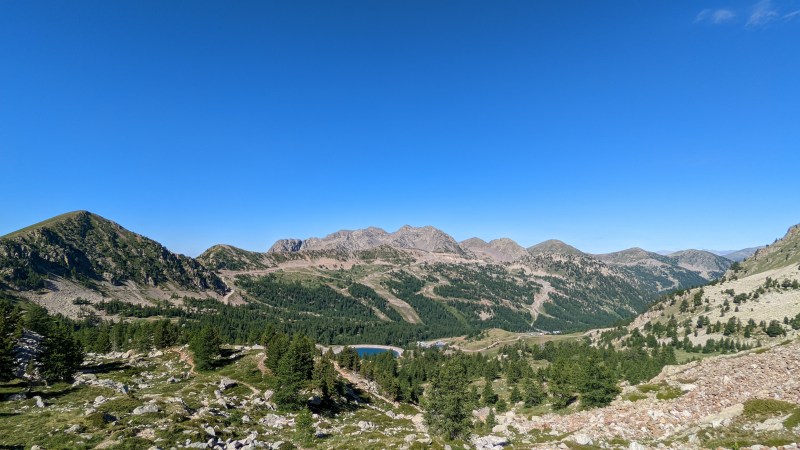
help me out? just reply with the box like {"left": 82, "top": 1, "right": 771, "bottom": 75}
{"left": 696, "top": 1, "right": 800, "bottom": 29}
{"left": 746, "top": 0, "right": 780, "bottom": 28}
{"left": 784, "top": 9, "right": 800, "bottom": 21}
{"left": 695, "top": 8, "right": 736, "bottom": 24}
{"left": 712, "top": 9, "right": 736, "bottom": 23}
{"left": 695, "top": 8, "right": 712, "bottom": 22}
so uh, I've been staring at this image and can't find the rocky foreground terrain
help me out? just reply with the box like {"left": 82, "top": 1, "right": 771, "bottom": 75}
{"left": 2, "top": 338, "right": 798, "bottom": 449}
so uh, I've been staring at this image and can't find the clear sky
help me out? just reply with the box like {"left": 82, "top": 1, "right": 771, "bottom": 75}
{"left": 1, "top": 1, "right": 799, "bottom": 256}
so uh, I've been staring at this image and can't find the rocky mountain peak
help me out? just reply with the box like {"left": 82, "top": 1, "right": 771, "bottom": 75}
{"left": 0, "top": 210, "right": 228, "bottom": 294}
{"left": 267, "top": 225, "right": 466, "bottom": 256}
{"left": 527, "top": 239, "right": 584, "bottom": 256}
{"left": 462, "top": 237, "right": 528, "bottom": 262}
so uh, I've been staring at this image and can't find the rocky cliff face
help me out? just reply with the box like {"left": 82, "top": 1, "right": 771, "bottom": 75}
{"left": 268, "top": 225, "right": 466, "bottom": 256}
{"left": 268, "top": 239, "right": 305, "bottom": 253}
{"left": 461, "top": 237, "right": 529, "bottom": 262}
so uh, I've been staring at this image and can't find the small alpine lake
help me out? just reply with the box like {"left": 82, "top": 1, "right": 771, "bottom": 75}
{"left": 356, "top": 346, "right": 400, "bottom": 358}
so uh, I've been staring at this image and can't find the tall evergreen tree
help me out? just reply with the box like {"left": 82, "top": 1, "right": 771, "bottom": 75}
{"left": 579, "top": 359, "right": 620, "bottom": 408}
{"left": 294, "top": 407, "right": 315, "bottom": 445}
{"left": 189, "top": 325, "right": 221, "bottom": 370}
{"left": 522, "top": 377, "right": 546, "bottom": 407}
{"left": 0, "top": 300, "right": 20, "bottom": 381}
{"left": 481, "top": 377, "right": 498, "bottom": 405}
{"left": 313, "top": 356, "right": 339, "bottom": 402}
{"left": 273, "top": 334, "right": 316, "bottom": 408}
{"left": 39, "top": 324, "right": 84, "bottom": 383}
{"left": 424, "top": 359, "right": 473, "bottom": 441}
{"left": 24, "top": 304, "right": 51, "bottom": 335}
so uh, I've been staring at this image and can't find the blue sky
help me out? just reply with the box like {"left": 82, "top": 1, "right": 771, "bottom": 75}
{"left": 1, "top": 1, "right": 799, "bottom": 256}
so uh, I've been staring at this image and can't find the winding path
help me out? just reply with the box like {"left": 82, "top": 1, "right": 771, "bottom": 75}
{"left": 171, "top": 347, "right": 261, "bottom": 396}
{"left": 333, "top": 363, "right": 421, "bottom": 412}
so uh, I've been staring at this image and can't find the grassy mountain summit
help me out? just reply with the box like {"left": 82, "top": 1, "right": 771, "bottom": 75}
{"left": 739, "top": 224, "right": 800, "bottom": 276}
{"left": 527, "top": 239, "right": 585, "bottom": 256}
{"left": 197, "top": 244, "right": 273, "bottom": 271}
{"left": 594, "top": 247, "right": 723, "bottom": 292}
{"left": 667, "top": 249, "right": 732, "bottom": 279}
{"left": 0, "top": 211, "right": 227, "bottom": 294}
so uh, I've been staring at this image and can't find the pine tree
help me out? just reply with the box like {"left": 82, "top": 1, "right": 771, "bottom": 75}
{"left": 0, "top": 300, "right": 20, "bottom": 381}
{"left": 509, "top": 384, "right": 522, "bottom": 404}
{"left": 495, "top": 396, "right": 508, "bottom": 413}
{"left": 152, "top": 320, "right": 177, "bottom": 349}
{"left": 522, "top": 377, "right": 546, "bottom": 407}
{"left": 25, "top": 304, "right": 51, "bottom": 335}
{"left": 548, "top": 358, "right": 577, "bottom": 409}
{"left": 39, "top": 324, "right": 84, "bottom": 383}
{"left": 189, "top": 325, "right": 221, "bottom": 371}
{"left": 93, "top": 324, "right": 111, "bottom": 353}
{"left": 313, "top": 356, "right": 339, "bottom": 402}
{"left": 424, "top": 359, "right": 473, "bottom": 441}
{"left": 579, "top": 359, "right": 620, "bottom": 408}
{"left": 294, "top": 407, "right": 315, "bottom": 445}
{"left": 483, "top": 408, "right": 497, "bottom": 433}
{"left": 273, "top": 334, "right": 316, "bottom": 409}
{"left": 265, "top": 332, "right": 289, "bottom": 372}
{"left": 481, "top": 378, "right": 498, "bottom": 405}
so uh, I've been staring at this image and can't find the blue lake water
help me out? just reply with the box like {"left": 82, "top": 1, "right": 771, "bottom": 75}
{"left": 356, "top": 347, "right": 399, "bottom": 358}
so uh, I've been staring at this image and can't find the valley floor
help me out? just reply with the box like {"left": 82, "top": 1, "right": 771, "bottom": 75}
{"left": 1, "top": 340, "right": 799, "bottom": 450}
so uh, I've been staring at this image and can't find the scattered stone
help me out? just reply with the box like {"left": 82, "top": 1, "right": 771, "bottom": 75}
{"left": 204, "top": 425, "right": 216, "bottom": 436}
{"left": 132, "top": 403, "right": 160, "bottom": 415}
{"left": 491, "top": 424, "right": 508, "bottom": 434}
{"left": 259, "top": 414, "right": 291, "bottom": 429}
{"left": 571, "top": 433, "right": 593, "bottom": 446}
{"left": 357, "top": 420, "right": 376, "bottom": 431}
{"left": 65, "top": 424, "right": 84, "bottom": 433}
{"left": 219, "top": 378, "right": 237, "bottom": 390}
{"left": 471, "top": 435, "right": 509, "bottom": 450}
{"left": 33, "top": 395, "right": 45, "bottom": 408}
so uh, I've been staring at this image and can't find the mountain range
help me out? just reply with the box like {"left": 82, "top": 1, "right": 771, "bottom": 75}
{"left": 0, "top": 211, "right": 770, "bottom": 334}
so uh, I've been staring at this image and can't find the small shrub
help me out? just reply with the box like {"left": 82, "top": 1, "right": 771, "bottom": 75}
{"left": 637, "top": 384, "right": 660, "bottom": 393}
{"left": 783, "top": 410, "right": 800, "bottom": 429}
{"left": 743, "top": 399, "right": 796, "bottom": 418}
{"left": 624, "top": 393, "right": 647, "bottom": 402}
{"left": 656, "top": 387, "right": 683, "bottom": 401}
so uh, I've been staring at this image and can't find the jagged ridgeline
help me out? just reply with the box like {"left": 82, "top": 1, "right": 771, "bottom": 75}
{"left": 0, "top": 211, "right": 227, "bottom": 294}
{"left": 0, "top": 211, "right": 744, "bottom": 341}
{"left": 200, "top": 225, "right": 736, "bottom": 335}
